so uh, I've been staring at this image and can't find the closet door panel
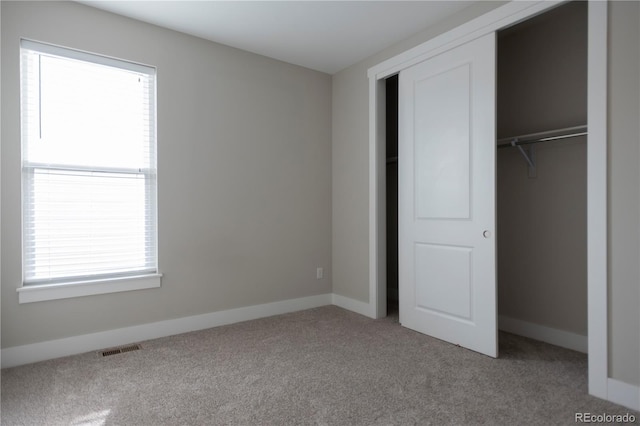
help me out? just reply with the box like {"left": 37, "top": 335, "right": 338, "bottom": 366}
{"left": 414, "top": 63, "right": 471, "bottom": 220}
{"left": 399, "top": 32, "right": 497, "bottom": 358}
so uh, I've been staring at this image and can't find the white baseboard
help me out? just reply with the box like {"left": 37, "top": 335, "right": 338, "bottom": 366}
{"left": 331, "top": 293, "right": 371, "bottom": 317}
{"left": 498, "top": 315, "right": 588, "bottom": 354}
{"left": 2, "top": 295, "right": 636, "bottom": 413}
{"left": 607, "top": 378, "right": 640, "bottom": 411}
{"left": 1, "top": 293, "right": 332, "bottom": 368}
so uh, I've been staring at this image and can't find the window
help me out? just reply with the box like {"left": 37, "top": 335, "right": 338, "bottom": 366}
{"left": 19, "top": 40, "right": 160, "bottom": 303}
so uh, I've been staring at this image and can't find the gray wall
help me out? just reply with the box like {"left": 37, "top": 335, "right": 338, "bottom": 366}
{"left": 1, "top": 1, "right": 332, "bottom": 348}
{"left": 497, "top": 2, "right": 588, "bottom": 336}
{"left": 332, "top": 1, "right": 640, "bottom": 385}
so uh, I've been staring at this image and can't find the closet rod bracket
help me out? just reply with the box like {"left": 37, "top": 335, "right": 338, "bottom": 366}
{"left": 511, "top": 139, "right": 536, "bottom": 178}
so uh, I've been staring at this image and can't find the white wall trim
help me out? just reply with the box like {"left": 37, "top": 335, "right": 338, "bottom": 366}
{"left": 17, "top": 273, "right": 163, "bottom": 304}
{"left": 367, "top": 0, "right": 608, "bottom": 401}
{"left": 368, "top": 76, "right": 387, "bottom": 320}
{"left": 586, "top": 0, "right": 609, "bottom": 400}
{"left": 367, "top": 1, "right": 563, "bottom": 81}
{"left": 1, "top": 293, "right": 332, "bottom": 368}
{"left": 607, "top": 378, "right": 640, "bottom": 411}
{"left": 498, "top": 315, "right": 587, "bottom": 354}
{"left": 332, "top": 293, "right": 371, "bottom": 318}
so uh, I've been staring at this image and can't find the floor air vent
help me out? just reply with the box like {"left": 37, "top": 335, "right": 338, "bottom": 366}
{"left": 101, "top": 344, "right": 141, "bottom": 357}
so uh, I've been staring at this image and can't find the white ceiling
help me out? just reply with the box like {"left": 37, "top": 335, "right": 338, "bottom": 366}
{"left": 79, "top": 1, "right": 475, "bottom": 74}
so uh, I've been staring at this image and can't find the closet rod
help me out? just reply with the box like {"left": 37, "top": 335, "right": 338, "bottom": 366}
{"left": 497, "top": 124, "right": 587, "bottom": 149}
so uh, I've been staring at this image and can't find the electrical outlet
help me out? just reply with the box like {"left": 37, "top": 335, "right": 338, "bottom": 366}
{"left": 316, "top": 267, "right": 323, "bottom": 280}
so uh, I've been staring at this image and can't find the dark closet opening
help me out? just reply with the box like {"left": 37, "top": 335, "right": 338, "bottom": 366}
{"left": 386, "top": 74, "right": 399, "bottom": 316}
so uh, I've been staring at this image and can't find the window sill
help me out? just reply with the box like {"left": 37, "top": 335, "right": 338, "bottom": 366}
{"left": 17, "top": 273, "right": 162, "bottom": 304}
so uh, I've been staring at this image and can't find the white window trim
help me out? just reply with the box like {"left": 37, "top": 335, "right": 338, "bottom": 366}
{"left": 17, "top": 273, "right": 162, "bottom": 304}
{"left": 20, "top": 39, "right": 155, "bottom": 75}
{"left": 18, "top": 39, "right": 160, "bottom": 301}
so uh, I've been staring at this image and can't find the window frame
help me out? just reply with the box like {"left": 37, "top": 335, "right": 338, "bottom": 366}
{"left": 18, "top": 39, "right": 161, "bottom": 303}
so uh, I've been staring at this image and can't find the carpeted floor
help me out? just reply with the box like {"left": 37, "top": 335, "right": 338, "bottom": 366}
{"left": 1, "top": 306, "right": 637, "bottom": 425}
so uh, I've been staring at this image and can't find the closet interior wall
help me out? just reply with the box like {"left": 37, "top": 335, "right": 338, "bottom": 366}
{"left": 497, "top": 1, "right": 588, "bottom": 340}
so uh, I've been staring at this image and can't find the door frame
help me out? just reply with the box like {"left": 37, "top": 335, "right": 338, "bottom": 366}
{"left": 367, "top": 0, "right": 608, "bottom": 400}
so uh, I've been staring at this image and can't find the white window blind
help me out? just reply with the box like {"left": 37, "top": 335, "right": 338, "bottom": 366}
{"left": 21, "top": 40, "right": 158, "bottom": 286}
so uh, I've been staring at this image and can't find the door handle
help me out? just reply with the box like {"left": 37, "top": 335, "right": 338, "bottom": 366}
{"left": 483, "top": 230, "right": 491, "bottom": 238}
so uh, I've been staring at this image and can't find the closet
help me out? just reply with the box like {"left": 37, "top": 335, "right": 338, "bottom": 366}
{"left": 496, "top": 0, "right": 588, "bottom": 350}
{"left": 386, "top": 1, "right": 588, "bottom": 351}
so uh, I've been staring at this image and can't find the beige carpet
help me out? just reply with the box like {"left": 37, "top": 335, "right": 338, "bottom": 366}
{"left": 1, "top": 306, "right": 637, "bottom": 425}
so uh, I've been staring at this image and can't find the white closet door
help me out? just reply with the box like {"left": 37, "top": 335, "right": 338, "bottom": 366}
{"left": 398, "top": 33, "right": 497, "bottom": 357}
